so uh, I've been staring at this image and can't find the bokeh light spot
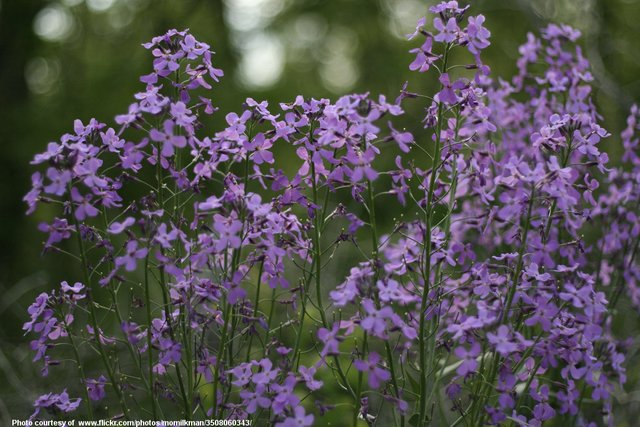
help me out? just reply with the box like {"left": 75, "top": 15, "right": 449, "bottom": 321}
{"left": 25, "top": 57, "right": 61, "bottom": 95}
{"left": 87, "top": 0, "right": 117, "bottom": 13}
{"left": 237, "top": 33, "right": 285, "bottom": 89}
{"left": 33, "top": 5, "right": 74, "bottom": 42}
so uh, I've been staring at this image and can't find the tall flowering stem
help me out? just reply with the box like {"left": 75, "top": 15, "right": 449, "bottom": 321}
{"left": 69, "top": 202, "right": 131, "bottom": 419}
{"left": 417, "top": 42, "right": 450, "bottom": 426}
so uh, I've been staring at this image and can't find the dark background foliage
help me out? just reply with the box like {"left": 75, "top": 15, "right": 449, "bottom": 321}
{"left": 1, "top": 0, "right": 639, "bottom": 422}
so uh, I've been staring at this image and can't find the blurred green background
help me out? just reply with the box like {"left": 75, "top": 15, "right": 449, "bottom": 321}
{"left": 1, "top": 0, "right": 639, "bottom": 422}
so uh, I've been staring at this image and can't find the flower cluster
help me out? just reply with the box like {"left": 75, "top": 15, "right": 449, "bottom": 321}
{"left": 22, "top": 2, "right": 636, "bottom": 426}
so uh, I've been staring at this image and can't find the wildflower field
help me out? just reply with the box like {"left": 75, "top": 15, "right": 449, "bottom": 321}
{"left": 4, "top": 1, "right": 640, "bottom": 426}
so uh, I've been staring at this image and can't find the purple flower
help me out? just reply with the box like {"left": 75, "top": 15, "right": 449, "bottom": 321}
{"left": 213, "top": 214, "right": 243, "bottom": 251}
{"left": 436, "top": 73, "right": 463, "bottom": 105}
{"left": 317, "top": 324, "right": 342, "bottom": 356}
{"left": 24, "top": 172, "right": 43, "bottom": 214}
{"left": 31, "top": 390, "right": 81, "bottom": 420}
{"left": 180, "top": 33, "right": 209, "bottom": 59}
{"left": 345, "top": 212, "right": 365, "bottom": 235}
{"left": 434, "top": 17, "right": 459, "bottom": 43}
{"left": 226, "top": 278, "right": 248, "bottom": 305}
{"left": 229, "top": 363, "right": 254, "bottom": 387}
{"left": 60, "top": 281, "right": 85, "bottom": 301}
{"left": 388, "top": 123, "right": 414, "bottom": 153}
{"left": 270, "top": 376, "right": 300, "bottom": 415}
{"left": 252, "top": 358, "right": 279, "bottom": 385}
{"left": 346, "top": 147, "right": 378, "bottom": 183}
{"left": 225, "top": 110, "right": 252, "bottom": 136}
{"left": 107, "top": 217, "right": 135, "bottom": 234}
{"left": 86, "top": 324, "right": 116, "bottom": 346}
{"left": 299, "top": 365, "right": 323, "bottom": 391}
{"left": 409, "top": 37, "right": 439, "bottom": 73}
{"left": 240, "top": 384, "right": 271, "bottom": 414}
{"left": 121, "top": 321, "right": 145, "bottom": 346}
{"left": 150, "top": 120, "right": 187, "bottom": 158}
{"left": 198, "top": 195, "right": 222, "bottom": 211}
{"left": 196, "top": 350, "right": 217, "bottom": 382}
{"left": 115, "top": 102, "right": 142, "bottom": 127}
{"left": 86, "top": 375, "right": 107, "bottom": 401}
{"left": 360, "top": 299, "right": 393, "bottom": 338}
{"left": 23, "top": 292, "right": 50, "bottom": 334}
{"left": 115, "top": 240, "right": 148, "bottom": 271}
{"left": 407, "top": 17, "right": 426, "bottom": 40}
{"left": 31, "top": 142, "right": 63, "bottom": 165}
{"left": 70, "top": 187, "right": 100, "bottom": 220}
{"left": 275, "top": 406, "right": 314, "bottom": 427}
{"left": 158, "top": 337, "right": 182, "bottom": 365}
{"left": 377, "top": 279, "right": 418, "bottom": 305}
{"left": 330, "top": 262, "right": 374, "bottom": 306}
{"left": 429, "top": 1, "right": 468, "bottom": 15}
{"left": 153, "top": 223, "right": 180, "bottom": 249}
{"left": 119, "top": 140, "right": 146, "bottom": 172}
{"left": 202, "top": 51, "right": 225, "bottom": 83}
{"left": 465, "top": 15, "right": 491, "bottom": 54}
{"left": 101, "top": 127, "right": 125, "bottom": 152}
{"left": 533, "top": 402, "right": 555, "bottom": 422}
{"left": 135, "top": 84, "right": 169, "bottom": 114}
{"left": 44, "top": 168, "right": 71, "bottom": 196}
{"left": 38, "top": 218, "right": 74, "bottom": 248}
{"left": 170, "top": 101, "right": 196, "bottom": 132}
{"left": 454, "top": 341, "right": 481, "bottom": 376}
{"left": 354, "top": 352, "right": 391, "bottom": 389}
{"left": 246, "top": 133, "right": 275, "bottom": 165}
{"left": 151, "top": 47, "right": 183, "bottom": 77}
{"left": 487, "top": 325, "right": 518, "bottom": 356}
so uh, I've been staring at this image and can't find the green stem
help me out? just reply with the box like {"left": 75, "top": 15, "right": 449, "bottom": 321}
{"left": 212, "top": 301, "right": 231, "bottom": 417}
{"left": 290, "top": 129, "right": 356, "bottom": 403}
{"left": 426, "top": 112, "right": 461, "bottom": 420}
{"left": 292, "top": 282, "right": 308, "bottom": 369}
{"left": 352, "top": 333, "right": 368, "bottom": 427}
{"left": 500, "top": 189, "right": 535, "bottom": 325}
{"left": 473, "top": 188, "right": 535, "bottom": 426}
{"left": 154, "top": 141, "right": 190, "bottom": 418}
{"left": 417, "top": 45, "right": 450, "bottom": 426}
{"left": 542, "top": 138, "right": 572, "bottom": 242}
{"left": 263, "top": 287, "right": 277, "bottom": 356}
{"left": 245, "top": 261, "right": 265, "bottom": 362}
{"left": 366, "top": 179, "right": 403, "bottom": 427}
{"left": 144, "top": 254, "right": 158, "bottom": 419}
{"left": 69, "top": 199, "right": 130, "bottom": 418}
{"left": 101, "top": 210, "right": 154, "bottom": 416}
{"left": 310, "top": 160, "right": 327, "bottom": 326}
{"left": 64, "top": 322, "right": 94, "bottom": 419}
